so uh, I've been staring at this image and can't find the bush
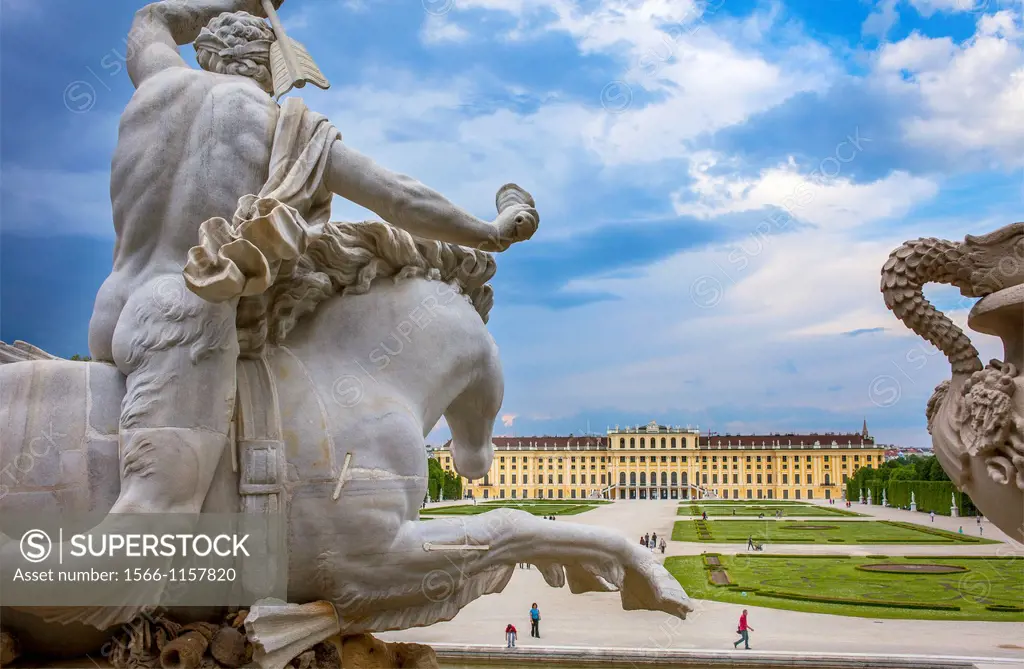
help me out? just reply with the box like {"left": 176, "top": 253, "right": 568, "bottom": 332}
{"left": 756, "top": 590, "right": 961, "bottom": 611}
{"left": 736, "top": 554, "right": 852, "bottom": 559}
{"left": 986, "top": 605, "right": 1024, "bottom": 612}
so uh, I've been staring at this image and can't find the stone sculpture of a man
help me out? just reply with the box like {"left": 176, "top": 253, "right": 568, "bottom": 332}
{"left": 87, "top": 0, "right": 537, "bottom": 523}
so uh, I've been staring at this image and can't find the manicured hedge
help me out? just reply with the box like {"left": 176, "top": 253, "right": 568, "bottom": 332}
{"left": 847, "top": 479, "right": 978, "bottom": 517}
{"left": 756, "top": 589, "right": 961, "bottom": 612}
{"left": 881, "top": 520, "right": 985, "bottom": 543}
{"left": 986, "top": 605, "right": 1024, "bottom": 612}
{"left": 736, "top": 554, "right": 852, "bottom": 559}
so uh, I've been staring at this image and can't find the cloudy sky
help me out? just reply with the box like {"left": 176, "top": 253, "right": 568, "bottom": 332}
{"left": 1, "top": 0, "right": 1021, "bottom": 447}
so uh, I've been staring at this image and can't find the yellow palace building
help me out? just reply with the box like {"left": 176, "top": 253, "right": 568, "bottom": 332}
{"left": 433, "top": 420, "right": 884, "bottom": 502}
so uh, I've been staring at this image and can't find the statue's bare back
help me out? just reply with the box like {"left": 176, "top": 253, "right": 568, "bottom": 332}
{"left": 90, "top": 68, "right": 277, "bottom": 361}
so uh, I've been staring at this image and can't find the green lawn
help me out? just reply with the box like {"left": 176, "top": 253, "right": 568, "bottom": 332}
{"left": 421, "top": 501, "right": 603, "bottom": 517}
{"left": 666, "top": 554, "right": 1024, "bottom": 621}
{"left": 672, "top": 519, "right": 998, "bottom": 544}
{"left": 680, "top": 503, "right": 864, "bottom": 518}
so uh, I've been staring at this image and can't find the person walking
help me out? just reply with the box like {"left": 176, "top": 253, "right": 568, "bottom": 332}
{"left": 958, "top": 526, "right": 964, "bottom": 534}
{"left": 659, "top": 537, "right": 667, "bottom": 554}
{"left": 930, "top": 511, "right": 935, "bottom": 523}
{"left": 702, "top": 511, "right": 708, "bottom": 521}
{"left": 652, "top": 532, "right": 658, "bottom": 546}
{"left": 733, "top": 609, "right": 753, "bottom": 650}
{"left": 645, "top": 532, "right": 650, "bottom": 547}
{"left": 529, "top": 603, "right": 541, "bottom": 638}
{"left": 747, "top": 535, "right": 755, "bottom": 551}
{"left": 505, "top": 623, "right": 518, "bottom": 648}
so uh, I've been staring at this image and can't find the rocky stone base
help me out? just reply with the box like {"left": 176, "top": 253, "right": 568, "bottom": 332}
{"left": 0, "top": 614, "right": 437, "bottom": 669}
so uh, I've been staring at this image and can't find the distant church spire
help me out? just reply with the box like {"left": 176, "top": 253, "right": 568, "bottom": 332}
{"left": 862, "top": 418, "right": 869, "bottom": 439}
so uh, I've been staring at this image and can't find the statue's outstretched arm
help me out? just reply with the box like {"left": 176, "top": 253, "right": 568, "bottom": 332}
{"left": 324, "top": 140, "right": 538, "bottom": 251}
{"left": 127, "top": 0, "right": 281, "bottom": 89}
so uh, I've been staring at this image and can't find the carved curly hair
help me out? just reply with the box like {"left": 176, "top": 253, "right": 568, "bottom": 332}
{"left": 193, "top": 12, "right": 276, "bottom": 94}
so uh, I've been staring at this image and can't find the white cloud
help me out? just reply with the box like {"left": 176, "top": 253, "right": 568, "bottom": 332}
{"left": 908, "top": 0, "right": 978, "bottom": 16}
{"left": 873, "top": 10, "right": 1024, "bottom": 167}
{"left": 671, "top": 153, "right": 939, "bottom": 230}
{"left": 420, "top": 15, "right": 471, "bottom": 44}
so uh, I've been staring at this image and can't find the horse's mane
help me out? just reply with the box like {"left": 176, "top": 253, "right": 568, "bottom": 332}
{"left": 236, "top": 220, "right": 496, "bottom": 356}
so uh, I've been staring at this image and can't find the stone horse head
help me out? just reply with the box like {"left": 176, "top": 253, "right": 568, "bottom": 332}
{"left": 0, "top": 217, "right": 693, "bottom": 662}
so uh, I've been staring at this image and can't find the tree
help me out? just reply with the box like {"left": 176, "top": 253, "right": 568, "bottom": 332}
{"left": 69, "top": 354, "right": 92, "bottom": 361}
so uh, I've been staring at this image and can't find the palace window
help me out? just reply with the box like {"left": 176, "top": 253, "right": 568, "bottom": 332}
{"left": 807, "top": 490, "right": 813, "bottom": 499}
{"left": 661, "top": 456, "right": 667, "bottom": 463}
{"left": 640, "top": 438, "right": 646, "bottom": 448}
{"left": 500, "top": 475, "right": 505, "bottom": 484}
{"left": 757, "top": 489, "right": 763, "bottom": 499}
{"left": 548, "top": 475, "right": 553, "bottom": 484}
{"left": 640, "top": 456, "right": 646, "bottom": 463}
{"left": 682, "top": 456, "right": 688, "bottom": 463}
{"left": 630, "top": 456, "right": 636, "bottom": 463}
{"left": 783, "top": 473, "right": 789, "bottom": 484}
{"left": 600, "top": 474, "right": 605, "bottom": 484}
{"left": 512, "top": 490, "right": 517, "bottom": 498}
{"left": 746, "top": 474, "right": 752, "bottom": 483}
{"left": 767, "top": 474, "right": 773, "bottom": 484}
{"left": 732, "top": 474, "right": 738, "bottom": 484}
{"left": 756, "top": 474, "right": 762, "bottom": 484}
{"left": 620, "top": 472, "right": 627, "bottom": 485}
{"left": 640, "top": 472, "right": 647, "bottom": 486}
{"left": 733, "top": 489, "right": 739, "bottom": 498}
{"left": 671, "top": 456, "right": 677, "bottom": 463}
{"left": 512, "top": 474, "right": 517, "bottom": 484}
{"left": 807, "top": 475, "right": 812, "bottom": 484}
{"left": 795, "top": 490, "right": 801, "bottom": 499}
{"left": 671, "top": 438, "right": 677, "bottom": 448}
{"left": 558, "top": 475, "right": 563, "bottom": 484}
{"left": 630, "top": 472, "right": 637, "bottom": 485}
{"left": 756, "top": 456, "right": 761, "bottom": 462}
{"left": 712, "top": 474, "right": 719, "bottom": 484}
{"left": 702, "top": 474, "right": 708, "bottom": 484}
{"left": 523, "top": 474, "right": 529, "bottom": 484}
{"left": 630, "top": 438, "right": 635, "bottom": 448}
{"left": 795, "top": 474, "right": 801, "bottom": 484}
{"left": 500, "top": 490, "right": 505, "bottom": 498}
{"left": 746, "top": 490, "right": 753, "bottom": 499}
{"left": 661, "top": 438, "right": 666, "bottom": 448}
{"left": 500, "top": 457, "right": 505, "bottom": 463}
{"left": 571, "top": 475, "right": 576, "bottom": 484}
{"left": 571, "top": 489, "right": 576, "bottom": 499}
{"left": 783, "top": 489, "right": 788, "bottom": 499}
{"left": 620, "top": 438, "right": 626, "bottom": 448}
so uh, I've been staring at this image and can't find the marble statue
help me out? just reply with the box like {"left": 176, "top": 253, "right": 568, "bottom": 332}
{"left": 0, "top": 0, "right": 693, "bottom": 665}
{"left": 910, "top": 491, "right": 917, "bottom": 512}
{"left": 881, "top": 222, "right": 1024, "bottom": 542}
{"left": 867, "top": 489, "right": 873, "bottom": 505}
{"left": 881, "top": 489, "right": 887, "bottom": 507}
{"left": 859, "top": 488, "right": 865, "bottom": 504}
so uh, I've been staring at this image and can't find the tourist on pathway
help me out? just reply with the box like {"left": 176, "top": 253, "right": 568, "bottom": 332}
{"left": 659, "top": 537, "right": 667, "bottom": 553}
{"left": 640, "top": 535, "right": 646, "bottom": 547}
{"left": 747, "top": 535, "right": 755, "bottom": 551}
{"left": 734, "top": 609, "right": 753, "bottom": 650}
{"left": 529, "top": 603, "right": 541, "bottom": 638}
{"left": 645, "top": 532, "right": 650, "bottom": 546}
{"left": 958, "top": 526, "right": 964, "bottom": 534}
{"left": 702, "top": 511, "right": 708, "bottom": 521}
{"left": 505, "top": 623, "right": 518, "bottom": 648}
{"left": 930, "top": 511, "right": 935, "bottom": 523}
{"left": 652, "top": 532, "right": 658, "bottom": 546}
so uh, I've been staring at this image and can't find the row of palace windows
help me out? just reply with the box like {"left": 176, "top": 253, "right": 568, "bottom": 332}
{"left": 467, "top": 487, "right": 831, "bottom": 500}
{"left": 476, "top": 489, "right": 603, "bottom": 500}
{"left": 612, "top": 472, "right": 846, "bottom": 486}
{"left": 497, "top": 473, "right": 608, "bottom": 485}
{"left": 619, "top": 437, "right": 690, "bottom": 449}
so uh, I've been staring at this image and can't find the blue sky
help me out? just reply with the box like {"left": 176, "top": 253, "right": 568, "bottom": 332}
{"left": 2, "top": 0, "right": 1021, "bottom": 447}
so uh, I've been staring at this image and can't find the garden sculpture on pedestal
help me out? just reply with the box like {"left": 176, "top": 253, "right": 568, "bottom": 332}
{"left": 910, "top": 491, "right": 917, "bottom": 512}
{"left": 0, "top": 0, "right": 693, "bottom": 665}
{"left": 881, "top": 222, "right": 1024, "bottom": 541}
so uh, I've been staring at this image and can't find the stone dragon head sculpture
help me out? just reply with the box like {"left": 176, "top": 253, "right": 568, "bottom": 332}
{"left": 880, "top": 222, "right": 1024, "bottom": 542}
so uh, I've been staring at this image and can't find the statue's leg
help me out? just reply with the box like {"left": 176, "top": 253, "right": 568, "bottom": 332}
{"left": 333, "top": 509, "right": 692, "bottom": 632}
{"left": 109, "top": 272, "right": 239, "bottom": 515}
{"left": 0, "top": 275, "right": 240, "bottom": 629}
